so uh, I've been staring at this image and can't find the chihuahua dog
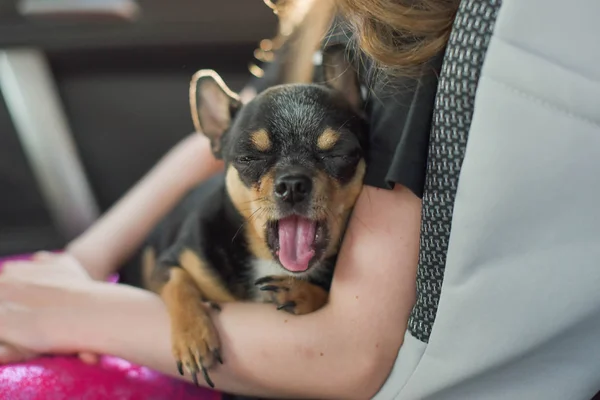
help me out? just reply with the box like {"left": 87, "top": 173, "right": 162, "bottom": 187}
{"left": 141, "top": 48, "right": 367, "bottom": 388}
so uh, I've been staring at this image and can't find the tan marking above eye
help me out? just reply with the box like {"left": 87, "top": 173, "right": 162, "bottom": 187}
{"left": 250, "top": 129, "right": 272, "bottom": 152}
{"left": 317, "top": 128, "right": 340, "bottom": 151}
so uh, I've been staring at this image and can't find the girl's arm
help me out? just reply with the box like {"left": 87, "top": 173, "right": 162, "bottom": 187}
{"left": 70, "top": 84, "right": 259, "bottom": 280}
{"left": 69, "top": 183, "right": 421, "bottom": 399}
{"left": 67, "top": 133, "right": 223, "bottom": 280}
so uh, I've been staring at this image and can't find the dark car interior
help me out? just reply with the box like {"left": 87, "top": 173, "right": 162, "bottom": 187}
{"left": 0, "top": 0, "right": 278, "bottom": 256}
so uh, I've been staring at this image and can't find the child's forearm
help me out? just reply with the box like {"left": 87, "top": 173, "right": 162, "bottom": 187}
{"left": 67, "top": 134, "right": 223, "bottom": 280}
{"left": 73, "top": 185, "right": 420, "bottom": 399}
{"left": 76, "top": 284, "right": 383, "bottom": 399}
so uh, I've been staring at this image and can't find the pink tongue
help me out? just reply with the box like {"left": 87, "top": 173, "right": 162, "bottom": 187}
{"left": 277, "top": 216, "right": 316, "bottom": 272}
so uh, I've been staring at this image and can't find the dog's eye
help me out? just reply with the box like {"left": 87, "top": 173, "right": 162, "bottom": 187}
{"left": 320, "top": 151, "right": 360, "bottom": 163}
{"left": 321, "top": 155, "right": 346, "bottom": 161}
{"left": 236, "top": 156, "right": 258, "bottom": 164}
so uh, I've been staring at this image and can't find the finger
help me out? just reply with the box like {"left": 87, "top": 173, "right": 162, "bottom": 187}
{"left": 0, "top": 260, "right": 40, "bottom": 278}
{"left": 0, "top": 345, "right": 21, "bottom": 364}
{"left": 78, "top": 352, "right": 100, "bottom": 365}
{"left": 0, "top": 260, "right": 27, "bottom": 273}
{"left": 0, "top": 344, "right": 35, "bottom": 364}
{"left": 33, "top": 251, "right": 55, "bottom": 261}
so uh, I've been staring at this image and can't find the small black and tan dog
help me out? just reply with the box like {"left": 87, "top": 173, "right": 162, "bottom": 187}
{"left": 140, "top": 48, "right": 367, "bottom": 388}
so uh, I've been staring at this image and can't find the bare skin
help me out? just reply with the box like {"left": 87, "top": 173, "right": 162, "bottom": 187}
{"left": 68, "top": 134, "right": 224, "bottom": 281}
{"left": 0, "top": 133, "right": 420, "bottom": 399}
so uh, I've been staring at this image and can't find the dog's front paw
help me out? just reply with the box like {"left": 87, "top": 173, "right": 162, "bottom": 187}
{"left": 171, "top": 301, "right": 222, "bottom": 388}
{"left": 255, "top": 276, "right": 328, "bottom": 315}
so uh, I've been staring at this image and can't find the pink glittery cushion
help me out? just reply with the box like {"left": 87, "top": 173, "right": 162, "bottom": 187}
{"left": 0, "top": 253, "right": 222, "bottom": 400}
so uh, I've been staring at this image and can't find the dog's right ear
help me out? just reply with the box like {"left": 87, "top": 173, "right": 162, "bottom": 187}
{"left": 321, "top": 45, "right": 362, "bottom": 113}
{"left": 190, "top": 70, "right": 242, "bottom": 157}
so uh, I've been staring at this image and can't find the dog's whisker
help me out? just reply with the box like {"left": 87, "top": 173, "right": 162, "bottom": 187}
{"left": 240, "top": 196, "right": 271, "bottom": 205}
{"left": 231, "top": 207, "right": 263, "bottom": 243}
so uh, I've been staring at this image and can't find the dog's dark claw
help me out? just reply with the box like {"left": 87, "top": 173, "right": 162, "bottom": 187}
{"left": 176, "top": 361, "right": 184, "bottom": 376}
{"left": 259, "top": 285, "right": 280, "bottom": 292}
{"left": 208, "top": 302, "right": 222, "bottom": 312}
{"left": 255, "top": 276, "right": 276, "bottom": 285}
{"left": 191, "top": 371, "right": 199, "bottom": 386}
{"left": 213, "top": 349, "right": 223, "bottom": 365}
{"left": 277, "top": 301, "right": 296, "bottom": 312}
{"left": 201, "top": 364, "right": 214, "bottom": 388}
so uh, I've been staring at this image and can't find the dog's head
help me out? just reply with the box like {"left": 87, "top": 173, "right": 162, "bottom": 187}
{"left": 190, "top": 48, "right": 366, "bottom": 275}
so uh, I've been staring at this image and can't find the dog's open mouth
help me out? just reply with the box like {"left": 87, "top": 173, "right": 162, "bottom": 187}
{"left": 266, "top": 216, "right": 327, "bottom": 273}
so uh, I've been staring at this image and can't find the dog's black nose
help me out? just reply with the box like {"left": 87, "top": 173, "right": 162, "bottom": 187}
{"left": 274, "top": 174, "right": 312, "bottom": 204}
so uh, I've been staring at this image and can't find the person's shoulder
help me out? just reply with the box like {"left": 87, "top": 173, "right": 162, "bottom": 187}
{"left": 361, "top": 56, "right": 443, "bottom": 197}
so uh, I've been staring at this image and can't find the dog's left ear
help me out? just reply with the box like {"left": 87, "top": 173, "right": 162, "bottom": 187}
{"left": 190, "top": 70, "right": 242, "bottom": 157}
{"left": 321, "top": 45, "right": 362, "bottom": 112}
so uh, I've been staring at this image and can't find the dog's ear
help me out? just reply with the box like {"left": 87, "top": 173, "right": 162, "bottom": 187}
{"left": 190, "top": 70, "right": 242, "bottom": 157}
{"left": 321, "top": 45, "right": 362, "bottom": 112}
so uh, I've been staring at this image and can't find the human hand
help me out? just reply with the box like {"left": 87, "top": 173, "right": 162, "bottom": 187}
{"left": 3, "top": 251, "right": 91, "bottom": 279}
{"left": 0, "top": 252, "right": 101, "bottom": 364}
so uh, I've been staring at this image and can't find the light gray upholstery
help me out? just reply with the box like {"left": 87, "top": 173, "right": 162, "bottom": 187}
{"left": 376, "top": 0, "right": 600, "bottom": 398}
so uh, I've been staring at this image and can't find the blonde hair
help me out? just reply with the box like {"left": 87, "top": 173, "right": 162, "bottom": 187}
{"left": 260, "top": 0, "right": 459, "bottom": 78}
{"left": 336, "top": 0, "right": 459, "bottom": 75}
{"left": 254, "top": 0, "right": 336, "bottom": 83}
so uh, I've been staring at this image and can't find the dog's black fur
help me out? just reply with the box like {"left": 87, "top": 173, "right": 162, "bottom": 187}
{"left": 140, "top": 48, "right": 367, "bottom": 388}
